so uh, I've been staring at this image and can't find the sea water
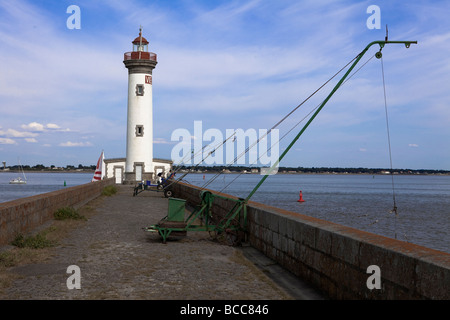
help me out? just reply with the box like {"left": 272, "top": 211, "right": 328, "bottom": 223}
{"left": 0, "top": 172, "right": 93, "bottom": 203}
{"left": 1, "top": 171, "right": 448, "bottom": 253}
{"left": 182, "top": 173, "right": 450, "bottom": 253}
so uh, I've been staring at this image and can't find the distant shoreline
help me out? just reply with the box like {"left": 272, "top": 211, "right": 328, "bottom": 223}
{"left": 175, "top": 166, "right": 450, "bottom": 176}
{"left": 1, "top": 170, "right": 95, "bottom": 173}
{"left": 183, "top": 171, "right": 450, "bottom": 176}
{"left": 2, "top": 167, "right": 449, "bottom": 176}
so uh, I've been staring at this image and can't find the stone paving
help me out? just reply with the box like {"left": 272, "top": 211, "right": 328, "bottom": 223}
{"left": 0, "top": 185, "right": 297, "bottom": 300}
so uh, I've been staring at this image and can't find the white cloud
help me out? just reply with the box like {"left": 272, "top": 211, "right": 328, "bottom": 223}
{"left": 0, "top": 1, "right": 124, "bottom": 120}
{"left": 21, "top": 122, "right": 45, "bottom": 132}
{"left": 157, "top": 45, "right": 328, "bottom": 91}
{"left": 408, "top": 144, "right": 419, "bottom": 148}
{"left": 192, "top": 0, "right": 263, "bottom": 32}
{"left": 0, "top": 128, "right": 38, "bottom": 138}
{"left": 0, "top": 138, "right": 17, "bottom": 145}
{"left": 153, "top": 138, "right": 173, "bottom": 144}
{"left": 21, "top": 122, "right": 70, "bottom": 132}
{"left": 46, "top": 123, "right": 61, "bottom": 130}
{"left": 59, "top": 141, "right": 93, "bottom": 147}
{"left": 25, "top": 138, "right": 38, "bottom": 143}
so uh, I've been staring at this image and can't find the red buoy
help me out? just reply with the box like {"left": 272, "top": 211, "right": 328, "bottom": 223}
{"left": 297, "top": 191, "right": 305, "bottom": 202}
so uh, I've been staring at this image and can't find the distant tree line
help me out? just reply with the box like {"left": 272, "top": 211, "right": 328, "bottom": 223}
{"left": 2, "top": 164, "right": 96, "bottom": 171}
{"left": 175, "top": 165, "right": 450, "bottom": 175}
{"left": 2, "top": 164, "right": 448, "bottom": 175}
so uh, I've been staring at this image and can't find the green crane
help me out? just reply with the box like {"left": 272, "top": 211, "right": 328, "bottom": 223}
{"left": 144, "top": 39, "right": 417, "bottom": 244}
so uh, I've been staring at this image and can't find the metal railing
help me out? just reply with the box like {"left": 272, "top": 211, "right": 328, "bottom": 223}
{"left": 124, "top": 51, "right": 157, "bottom": 61}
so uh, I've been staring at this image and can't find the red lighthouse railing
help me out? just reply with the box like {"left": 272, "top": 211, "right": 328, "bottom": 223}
{"left": 123, "top": 52, "right": 157, "bottom": 61}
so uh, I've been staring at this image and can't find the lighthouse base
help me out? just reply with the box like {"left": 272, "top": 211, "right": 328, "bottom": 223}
{"left": 123, "top": 172, "right": 154, "bottom": 185}
{"left": 104, "top": 158, "right": 172, "bottom": 185}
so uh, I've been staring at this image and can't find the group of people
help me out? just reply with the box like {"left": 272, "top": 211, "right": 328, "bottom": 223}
{"left": 156, "top": 170, "right": 175, "bottom": 185}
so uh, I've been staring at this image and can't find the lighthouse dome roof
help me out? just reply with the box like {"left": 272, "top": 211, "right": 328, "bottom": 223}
{"left": 132, "top": 36, "right": 149, "bottom": 45}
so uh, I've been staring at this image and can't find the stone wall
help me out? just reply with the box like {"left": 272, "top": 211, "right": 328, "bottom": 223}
{"left": 0, "top": 178, "right": 115, "bottom": 245}
{"left": 171, "top": 181, "right": 450, "bottom": 299}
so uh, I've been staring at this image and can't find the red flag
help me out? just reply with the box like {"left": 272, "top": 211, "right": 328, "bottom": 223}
{"left": 92, "top": 151, "right": 104, "bottom": 182}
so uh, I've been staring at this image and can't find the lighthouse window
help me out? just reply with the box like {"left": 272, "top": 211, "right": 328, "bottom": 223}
{"left": 133, "top": 44, "right": 147, "bottom": 52}
{"left": 136, "top": 84, "right": 144, "bottom": 96}
{"left": 136, "top": 125, "right": 144, "bottom": 137}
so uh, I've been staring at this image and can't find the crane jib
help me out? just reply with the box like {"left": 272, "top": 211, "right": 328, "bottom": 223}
{"left": 245, "top": 40, "right": 417, "bottom": 202}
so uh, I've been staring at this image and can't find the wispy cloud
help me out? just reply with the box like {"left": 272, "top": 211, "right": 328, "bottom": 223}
{"left": 0, "top": 128, "right": 38, "bottom": 138}
{"left": 0, "top": 138, "right": 17, "bottom": 145}
{"left": 0, "top": 122, "right": 71, "bottom": 147}
{"left": 153, "top": 138, "right": 173, "bottom": 144}
{"left": 21, "top": 122, "right": 70, "bottom": 132}
{"left": 59, "top": 141, "right": 93, "bottom": 147}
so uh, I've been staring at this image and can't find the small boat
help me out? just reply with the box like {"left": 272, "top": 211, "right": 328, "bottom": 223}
{"left": 9, "top": 177, "right": 26, "bottom": 184}
{"left": 9, "top": 160, "right": 27, "bottom": 184}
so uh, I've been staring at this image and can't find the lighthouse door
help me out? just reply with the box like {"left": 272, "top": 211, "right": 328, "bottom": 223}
{"left": 114, "top": 167, "right": 123, "bottom": 184}
{"left": 135, "top": 165, "right": 143, "bottom": 182}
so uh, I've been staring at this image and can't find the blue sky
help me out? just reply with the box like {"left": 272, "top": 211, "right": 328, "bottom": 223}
{"left": 0, "top": 0, "right": 449, "bottom": 170}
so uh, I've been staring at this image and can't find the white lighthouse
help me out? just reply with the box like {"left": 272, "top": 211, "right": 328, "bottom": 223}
{"left": 104, "top": 28, "right": 172, "bottom": 184}
{"left": 123, "top": 27, "right": 157, "bottom": 183}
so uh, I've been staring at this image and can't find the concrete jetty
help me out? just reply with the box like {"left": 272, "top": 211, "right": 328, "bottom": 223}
{"left": 0, "top": 185, "right": 323, "bottom": 300}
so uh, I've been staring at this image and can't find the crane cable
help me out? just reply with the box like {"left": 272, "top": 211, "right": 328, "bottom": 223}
{"left": 198, "top": 53, "right": 361, "bottom": 191}
{"left": 217, "top": 54, "right": 376, "bottom": 194}
{"left": 380, "top": 55, "right": 399, "bottom": 239}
